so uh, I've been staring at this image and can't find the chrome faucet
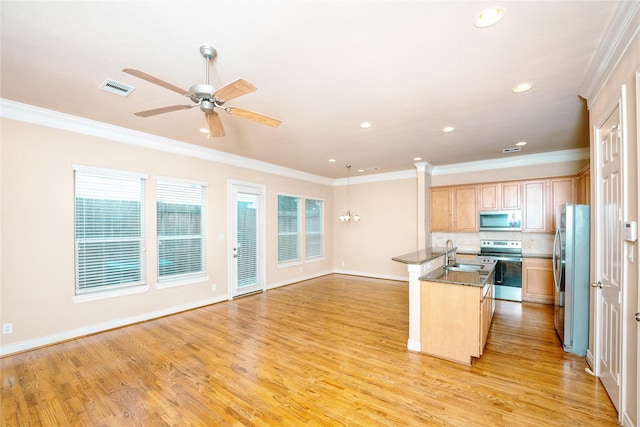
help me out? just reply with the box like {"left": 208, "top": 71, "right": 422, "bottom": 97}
{"left": 445, "top": 239, "right": 456, "bottom": 266}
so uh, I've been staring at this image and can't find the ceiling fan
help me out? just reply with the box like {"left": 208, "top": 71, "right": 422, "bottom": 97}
{"left": 123, "top": 45, "right": 281, "bottom": 137}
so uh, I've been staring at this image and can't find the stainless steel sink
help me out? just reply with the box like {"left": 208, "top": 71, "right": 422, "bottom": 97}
{"left": 444, "top": 263, "right": 484, "bottom": 272}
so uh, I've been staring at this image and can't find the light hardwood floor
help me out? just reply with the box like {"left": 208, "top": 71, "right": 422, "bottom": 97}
{"left": 1, "top": 274, "right": 617, "bottom": 426}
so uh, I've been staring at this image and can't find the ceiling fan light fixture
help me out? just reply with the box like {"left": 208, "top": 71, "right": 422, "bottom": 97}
{"left": 474, "top": 6, "right": 505, "bottom": 28}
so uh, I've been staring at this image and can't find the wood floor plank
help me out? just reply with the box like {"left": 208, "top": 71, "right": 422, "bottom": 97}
{"left": 1, "top": 274, "right": 617, "bottom": 426}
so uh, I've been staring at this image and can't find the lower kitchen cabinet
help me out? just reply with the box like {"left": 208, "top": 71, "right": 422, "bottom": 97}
{"left": 522, "top": 257, "right": 554, "bottom": 304}
{"left": 420, "top": 280, "right": 493, "bottom": 365}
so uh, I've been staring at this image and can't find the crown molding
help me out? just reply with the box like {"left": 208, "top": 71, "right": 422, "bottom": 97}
{"left": 0, "top": 98, "right": 333, "bottom": 186}
{"left": 1, "top": 98, "right": 589, "bottom": 187}
{"left": 431, "top": 148, "right": 589, "bottom": 176}
{"left": 579, "top": 1, "right": 640, "bottom": 106}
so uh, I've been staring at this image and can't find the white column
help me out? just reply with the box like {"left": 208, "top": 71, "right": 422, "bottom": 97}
{"left": 407, "top": 263, "right": 423, "bottom": 351}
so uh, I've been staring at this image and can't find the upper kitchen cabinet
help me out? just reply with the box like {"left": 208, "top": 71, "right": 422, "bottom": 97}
{"left": 479, "top": 182, "right": 521, "bottom": 211}
{"left": 453, "top": 186, "right": 478, "bottom": 231}
{"left": 548, "top": 177, "right": 576, "bottom": 231}
{"left": 523, "top": 177, "right": 576, "bottom": 233}
{"left": 430, "top": 187, "right": 453, "bottom": 231}
{"left": 429, "top": 185, "right": 478, "bottom": 232}
{"left": 576, "top": 164, "right": 590, "bottom": 205}
{"left": 523, "top": 180, "right": 547, "bottom": 232}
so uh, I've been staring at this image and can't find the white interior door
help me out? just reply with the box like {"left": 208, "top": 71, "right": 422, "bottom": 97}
{"left": 229, "top": 182, "right": 265, "bottom": 298}
{"left": 596, "top": 105, "right": 623, "bottom": 411}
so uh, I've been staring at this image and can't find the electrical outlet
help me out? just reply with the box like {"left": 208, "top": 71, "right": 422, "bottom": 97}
{"left": 2, "top": 323, "right": 13, "bottom": 334}
{"left": 211, "top": 284, "right": 217, "bottom": 291}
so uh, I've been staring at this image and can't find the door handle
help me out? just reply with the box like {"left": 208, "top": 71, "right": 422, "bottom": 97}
{"left": 591, "top": 281, "right": 602, "bottom": 288}
{"left": 635, "top": 313, "right": 640, "bottom": 322}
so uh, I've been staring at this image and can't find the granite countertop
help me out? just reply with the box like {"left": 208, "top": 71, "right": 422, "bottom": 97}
{"left": 419, "top": 259, "right": 496, "bottom": 287}
{"left": 391, "top": 247, "right": 450, "bottom": 265}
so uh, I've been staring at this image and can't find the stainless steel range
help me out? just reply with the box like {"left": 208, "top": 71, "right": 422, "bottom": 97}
{"left": 478, "top": 240, "right": 523, "bottom": 302}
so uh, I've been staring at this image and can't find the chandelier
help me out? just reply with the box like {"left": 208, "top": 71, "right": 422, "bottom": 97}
{"left": 339, "top": 165, "right": 360, "bottom": 222}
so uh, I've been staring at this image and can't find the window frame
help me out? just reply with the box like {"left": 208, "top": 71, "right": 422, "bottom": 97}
{"left": 304, "top": 197, "right": 325, "bottom": 262}
{"left": 73, "top": 165, "right": 148, "bottom": 299}
{"left": 155, "top": 176, "right": 209, "bottom": 288}
{"left": 277, "top": 193, "right": 302, "bottom": 266}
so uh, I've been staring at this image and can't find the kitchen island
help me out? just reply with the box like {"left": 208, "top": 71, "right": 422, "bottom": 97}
{"left": 392, "top": 247, "right": 452, "bottom": 352}
{"left": 419, "top": 259, "right": 496, "bottom": 365}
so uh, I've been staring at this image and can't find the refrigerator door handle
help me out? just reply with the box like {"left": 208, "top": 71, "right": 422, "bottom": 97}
{"left": 552, "top": 227, "right": 562, "bottom": 291}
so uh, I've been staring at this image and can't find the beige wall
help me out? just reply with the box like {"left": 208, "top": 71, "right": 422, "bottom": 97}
{"left": 0, "top": 119, "right": 334, "bottom": 352}
{"left": 333, "top": 177, "right": 417, "bottom": 280}
{"left": 586, "top": 28, "right": 639, "bottom": 425}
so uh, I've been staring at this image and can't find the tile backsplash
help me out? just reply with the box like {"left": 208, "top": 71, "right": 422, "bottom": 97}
{"left": 432, "top": 232, "right": 554, "bottom": 255}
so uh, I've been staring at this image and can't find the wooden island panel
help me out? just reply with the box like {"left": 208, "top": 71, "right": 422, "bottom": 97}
{"left": 420, "top": 280, "right": 483, "bottom": 365}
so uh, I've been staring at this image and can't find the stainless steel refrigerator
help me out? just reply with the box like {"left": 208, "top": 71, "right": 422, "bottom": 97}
{"left": 553, "top": 203, "right": 590, "bottom": 356}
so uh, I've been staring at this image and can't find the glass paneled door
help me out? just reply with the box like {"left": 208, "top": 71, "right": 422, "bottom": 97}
{"left": 229, "top": 182, "right": 265, "bottom": 298}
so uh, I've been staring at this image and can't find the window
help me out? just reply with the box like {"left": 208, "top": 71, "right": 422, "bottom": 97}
{"left": 74, "top": 166, "right": 147, "bottom": 295}
{"left": 278, "top": 194, "right": 300, "bottom": 263}
{"left": 305, "top": 198, "right": 324, "bottom": 260}
{"left": 156, "top": 178, "right": 207, "bottom": 283}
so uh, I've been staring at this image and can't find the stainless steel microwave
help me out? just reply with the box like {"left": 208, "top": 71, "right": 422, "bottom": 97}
{"left": 479, "top": 210, "right": 522, "bottom": 231}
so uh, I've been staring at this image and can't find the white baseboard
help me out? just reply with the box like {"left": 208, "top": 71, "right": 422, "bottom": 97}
{"left": 332, "top": 269, "right": 408, "bottom": 282}
{"left": 0, "top": 294, "right": 229, "bottom": 357}
{"left": 407, "top": 339, "right": 421, "bottom": 352}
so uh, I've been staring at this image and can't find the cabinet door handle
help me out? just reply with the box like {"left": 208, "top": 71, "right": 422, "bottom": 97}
{"left": 635, "top": 313, "right": 640, "bottom": 322}
{"left": 590, "top": 281, "right": 602, "bottom": 288}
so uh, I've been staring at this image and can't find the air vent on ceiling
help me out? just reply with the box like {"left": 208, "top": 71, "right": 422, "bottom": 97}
{"left": 502, "top": 147, "right": 522, "bottom": 154}
{"left": 100, "top": 79, "right": 135, "bottom": 97}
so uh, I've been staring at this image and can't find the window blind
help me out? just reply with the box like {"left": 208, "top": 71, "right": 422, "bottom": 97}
{"left": 156, "top": 179, "right": 206, "bottom": 282}
{"left": 278, "top": 194, "right": 300, "bottom": 263}
{"left": 305, "top": 198, "right": 324, "bottom": 259}
{"left": 74, "top": 167, "right": 146, "bottom": 294}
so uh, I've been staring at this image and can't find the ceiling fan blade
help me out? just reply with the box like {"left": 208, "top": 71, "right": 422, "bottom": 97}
{"left": 123, "top": 68, "right": 191, "bottom": 96}
{"left": 214, "top": 79, "right": 257, "bottom": 101}
{"left": 206, "top": 112, "right": 225, "bottom": 137}
{"left": 134, "top": 104, "right": 194, "bottom": 117}
{"left": 226, "top": 107, "right": 281, "bottom": 128}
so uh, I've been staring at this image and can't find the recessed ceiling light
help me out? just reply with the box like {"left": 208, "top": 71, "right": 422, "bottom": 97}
{"left": 413, "top": 157, "right": 422, "bottom": 161}
{"left": 442, "top": 126, "right": 455, "bottom": 133}
{"left": 360, "top": 122, "right": 372, "bottom": 129}
{"left": 516, "top": 141, "right": 528, "bottom": 146}
{"left": 513, "top": 82, "right": 532, "bottom": 93}
{"left": 474, "top": 6, "right": 505, "bottom": 28}
{"left": 357, "top": 169, "right": 365, "bottom": 173}
{"left": 199, "top": 128, "right": 210, "bottom": 134}
{"left": 329, "top": 159, "right": 336, "bottom": 162}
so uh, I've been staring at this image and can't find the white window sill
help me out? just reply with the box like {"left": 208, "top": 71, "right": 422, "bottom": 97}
{"left": 156, "top": 274, "right": 209, "bottom": 289}
{"left": 73, "top": 284, "right": 150, "bottom": 303}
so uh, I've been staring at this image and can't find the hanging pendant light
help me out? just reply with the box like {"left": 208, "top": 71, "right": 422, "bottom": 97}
{"left": 339, "top": 164, "right": 360, "bottom": 222}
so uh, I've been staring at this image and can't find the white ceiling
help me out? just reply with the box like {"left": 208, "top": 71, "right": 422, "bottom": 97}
{"left": 0, "top": 1, "right": 621, "bottom": 179}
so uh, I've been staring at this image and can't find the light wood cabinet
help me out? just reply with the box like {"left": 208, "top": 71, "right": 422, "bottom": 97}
{"left": 431, "top": 176, "right": 576, "bottom": 233}
{"left": 420, "top": 280, "right": 493, "bottom": 365}
{"left": 576, "top": 164, "right": 590, "bottom": 205}
{"left": 522, "top": 258, "right": 554, "bottom": 304}
{"left": 453, "top": 186, "right": 478, "bottom": 231}
{"left": 479, "top": 182, "right": 521, "bottom": 211}
{"left": 522, "top": 180, "right": 547, "bottom": 232}
{"left": 430, "top": 185, "right": 477, "bottom": 232}
{"left": 430, "top": 187, "right": 453, "bottom": 231}
{"left": 548, "top": 177, "right": 575, "bottom": 231}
